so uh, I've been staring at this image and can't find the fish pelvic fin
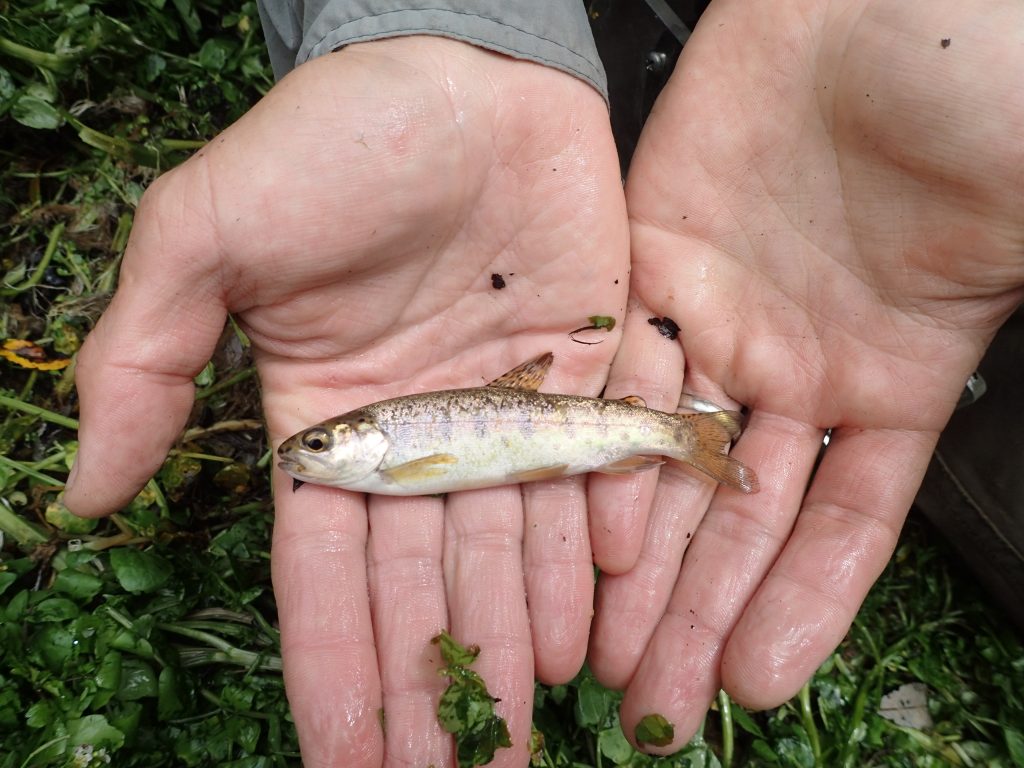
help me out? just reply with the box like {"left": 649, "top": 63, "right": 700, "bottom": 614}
{"left": 381, "top": 453, "right": 458, "bottom": 484}
{"left": 674, "top": 411, "right": 759, "bottom": 493}
{"left": 618, "top": 395, "right": 647, "bottom": 408}
{"left": 487, "top": 352, "right": 553, "bottom": 391}
{"left": 594, "top": 455, "right": 664, "bottom": 475}
{"left": 508, "top": 463, "right": 571, "bottom": 483}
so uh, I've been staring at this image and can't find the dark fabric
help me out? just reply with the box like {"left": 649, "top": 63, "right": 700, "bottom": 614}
{"left": 915, "top": 311, "right": 1024, "bottom": 631}
{"left": 589, "top": 0, "right": 708, "bottom": 176}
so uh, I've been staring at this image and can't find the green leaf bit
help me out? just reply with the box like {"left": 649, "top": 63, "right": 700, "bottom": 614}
{"left": 587, "top": 315, "right": 617, "bottom": 331}
{"left": 432, "top": 630, "right": 512, "bottom": 766}
{"left": 635, "top": 713, "right": 675, "bottom": 749}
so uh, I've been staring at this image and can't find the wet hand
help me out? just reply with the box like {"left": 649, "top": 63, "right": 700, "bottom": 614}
{"left": 586, "top": 0, "right": 1024, "bottom": 752}
{"left": 65, "top": 36, "right": 628, "bottom": 767}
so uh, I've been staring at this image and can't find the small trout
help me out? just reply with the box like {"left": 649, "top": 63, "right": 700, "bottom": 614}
{"left": 277, "top": 353, "right": 759, "bottom": 495}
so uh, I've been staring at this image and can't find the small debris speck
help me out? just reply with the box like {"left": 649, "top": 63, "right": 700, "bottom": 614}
{"left": 491, "top": 273, "right": 506, "bottom": 290}
{"left": 648, "top": 316, "right": 681, "bottom": 340}
{"left": 940, "top": 38, "right": 951, "bottom": 48}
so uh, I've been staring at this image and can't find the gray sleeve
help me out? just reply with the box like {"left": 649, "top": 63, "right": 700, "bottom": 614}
{"left": 256, "top": 1, "right": 606, "bottom": 101}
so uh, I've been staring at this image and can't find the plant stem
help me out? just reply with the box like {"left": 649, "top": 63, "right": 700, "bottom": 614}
{"left": 0, "top": 393, "right": 79, "bottom": 429}
{"left": 0, "top": 501, "right": 48, "bottom": 545}
{"left": 718, "top": 689, "right": 734, "bottom": 768}
{"left": 0, "top": 454, "right": 65, "bottom": 486}
{"left": 0, "top": 36, "right": 77, "bottom": 74}
{"left": 195, "top": 367, "right": 257, "bottom": 401}
{"left": 799, "top": 681, "right": 822, "bottom": 767}
{"left": 0, "top": 222, "right": 65, "bottom": 297}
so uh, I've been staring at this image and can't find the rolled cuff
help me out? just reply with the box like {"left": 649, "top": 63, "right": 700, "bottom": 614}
{"left": 258, "top": 1, "right": 607, "bottom": 102}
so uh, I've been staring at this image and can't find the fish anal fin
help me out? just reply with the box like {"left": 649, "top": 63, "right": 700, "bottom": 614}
{"left": 619, "top": 395, "right": 647, "bottom": 408}
{"left": 508, "top": 464, "right": 570, "bottom": 483}
{"left": 487, "top": 352, "right": 553, "bottom": 391}
{"left": 669, "top": 453, "right": 760, "bottom": 494}
{"left": 381, "top": 454, "right": 458, "bottom": 484}
{"left": 594, "top": 455, "right": 664, "bottom": 475}
{"left": 672, "top": 412, "right": 758, "bottom": 493}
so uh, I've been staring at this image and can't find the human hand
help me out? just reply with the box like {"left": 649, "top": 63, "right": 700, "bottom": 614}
{"left": 586, "top": 0, "right": 1024, "bottom": 751}
{"left": 65, "top": 36, "right": 628, "bottom": 766}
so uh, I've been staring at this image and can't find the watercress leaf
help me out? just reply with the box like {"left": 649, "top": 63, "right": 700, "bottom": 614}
{"left": 108, "top": 701, "right": 143, "bottom": 742}
{"left": 221, "top": 682, "right": 255, "bottom": 711}
{"left": 0, "top": 572, "right": 17, "bottom": 597}
{"left": 730, "top": 704, "right": 766, "bottom": 738}
{"left": 95, "top": 650, "right": 122, "bottom": 690}
{"left": 53, "top": 569, "right": 104, "bottom": 600}
{"left": 158, "top": 666, "right": 187, "bottom": 720}
{"left": 0, "top": 683, "right": 21, "bottom": 729}
{"left": 46, "top": 500, "right": 99, "bottom": 534}
{"left": 574, "top": 676, "right": 616, "bottom": 729}
{"left": 598, "top": 726, "right": 635, "bottom": 763}
{"left": 4, "top": 589, "right": 28, "bottom": 620}
{"left": 35, "top": 624, "right": 76, "bottom": 672}
{"left": 588, "top": 315, "right": 617, "bottom": 330}
{"left": 67, "top": 713, "right": 126, "bottom": 750}
{"left": 0, "top": 66, "right": 14, "bottom": 99}
{"left": 33, "top": 596, "right": 80, "bottom": 621}
{"left": 109, "top": 547, "right": 172, "bottom": 593}
{"left": 198, "top": 38, "right": 233, "bottom": 71}
{"left": 142, "top": 52, "right": 167, "bottom": 82}
{"left": 117, "top": 659, "right": 159, "bottom": 700}
{"left": 227, "top": 715, "right": 261, "bottom": 752}
{"left": 1005, "top": 727, "right": 1024, "bottom": 767}
{"left": 12, "top": 95, "right": 62, "bottom": 130}
{"left": 635, "top": 713, "right": 675, "bottom": 748}
{"left": 433, "top": 630, "right": 480, "bottom": 668}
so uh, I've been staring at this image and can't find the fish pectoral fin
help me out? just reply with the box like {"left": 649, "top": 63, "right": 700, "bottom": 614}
{"left": 381, "top": 454, "right": 458, "bottom": 484}
{"left": 507, "top": 464, "right": 571, "bottom": 483}
{"left": 594, "top": 456, "right": 664, "bottom": 475}
{"left": 487, "top": 352, "right": 553, "bottom": 391}
{"left": 618, "top": 395, "right": 647, "bottom": 408}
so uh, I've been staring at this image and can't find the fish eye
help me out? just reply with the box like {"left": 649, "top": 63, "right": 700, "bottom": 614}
{"left": 302, "top": 429, "right": 331, "bottom": 452}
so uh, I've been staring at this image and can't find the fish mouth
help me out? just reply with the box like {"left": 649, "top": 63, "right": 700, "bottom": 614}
{"left": 277, "top": 460, "right": 306, "bottom": 476}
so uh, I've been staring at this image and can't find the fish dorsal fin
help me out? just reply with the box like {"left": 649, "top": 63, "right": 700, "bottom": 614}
{"left": 619, "top": 395, "right": 647, "bottom": 408}
{"left": 487, "top": 352, "right": 553, "bottom": 391}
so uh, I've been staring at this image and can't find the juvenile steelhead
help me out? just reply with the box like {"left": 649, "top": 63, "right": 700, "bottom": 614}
{"left": 277, "top": 353, "right": 759, "bottom": 495}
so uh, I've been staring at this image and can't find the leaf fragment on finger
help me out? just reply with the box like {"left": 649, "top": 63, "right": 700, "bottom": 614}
{"left": 569, "top": 314, "right": 617, "bottom": 344}
{"left": 635, "top": 712, "right": 675, "bottom": 748}
{"left": 432, "top": 629, "right": 513, "bottom": 766}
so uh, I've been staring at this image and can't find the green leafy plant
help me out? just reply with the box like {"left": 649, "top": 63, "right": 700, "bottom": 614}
{"left": 2, "top": 2, "right": 1023, "bottom": 767}
{"left": 433, "top": 630, "right": 513, "bottom": 766}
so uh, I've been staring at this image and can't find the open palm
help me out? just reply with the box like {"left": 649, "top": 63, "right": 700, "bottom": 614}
{"left": 67, "top": 37, "right": 627, "bottom": 767}
{"left": 586, "top": 0, "right": 1024, "bottom": 752}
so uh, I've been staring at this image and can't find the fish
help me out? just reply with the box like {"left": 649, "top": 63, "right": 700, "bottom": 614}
{"left": 276, "top": 352, "right": 759, "bottom": 496}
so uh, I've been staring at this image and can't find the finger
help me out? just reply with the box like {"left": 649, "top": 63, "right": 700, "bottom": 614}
{"left": 366, "top": 495, "right": 452, "bottom": 766}
{"left": 721, "top": 425, "right": 937, "bottom": 709}
{"left": 65, "top": 166, "right": 227, "bottom": 517}
{"left": 272, "top": 479, "right": 383, "bottom": 767}
{"left": 444, "top": 487, "right": 533, "bottom": 768}
{"left": 521, "top": 477, "right": 592, "bottom": 684}
{"left": 588, "top": 299, "right": 685, "bottom": 574}
{"left": 589, "top": 463, "right": 717, "bottom": 691}
{"left": 618, "top": 411, "right": 821, "bottom": 752}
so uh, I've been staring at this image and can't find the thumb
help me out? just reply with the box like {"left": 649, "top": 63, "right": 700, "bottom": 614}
{"left": 64, "top": 167, "right": 228, "bottom": 517}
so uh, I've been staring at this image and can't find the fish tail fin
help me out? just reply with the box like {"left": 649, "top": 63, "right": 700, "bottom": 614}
{"left": 671, "top": 411, "right": 759, "bottom": 493}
